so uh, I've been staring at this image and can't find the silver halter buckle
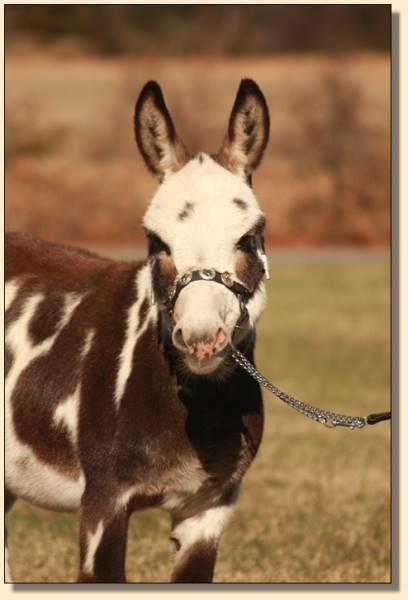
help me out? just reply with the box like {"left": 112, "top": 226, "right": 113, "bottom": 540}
{"left": 199, "top": 268, "right": 216, "bottom": 280}
{"left": 179, "top": 271, "right": 193, "bottom": 286}
{"left": 221, "top": 272, "right": 234, "bottom": 287}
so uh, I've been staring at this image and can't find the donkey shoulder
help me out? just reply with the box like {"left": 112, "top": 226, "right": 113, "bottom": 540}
{"left": 5, "top": 231, "right": 139, "bottom": 283}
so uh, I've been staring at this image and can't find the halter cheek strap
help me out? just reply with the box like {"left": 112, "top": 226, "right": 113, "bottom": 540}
{"left": 165, "top": 268, "right": 252, "bottom": 316}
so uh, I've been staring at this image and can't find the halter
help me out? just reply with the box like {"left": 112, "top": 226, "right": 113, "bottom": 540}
{"left": 159, "top": 231, "right": 269, "bottom": 317}
{"left": 165, "top": 268, "right": 252, "bottom": 317}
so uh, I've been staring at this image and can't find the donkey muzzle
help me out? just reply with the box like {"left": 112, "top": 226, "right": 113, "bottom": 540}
{"left": 167, "top": 270, "right": 252, "bottom": 374}
{"left": 172, "top": 325, "right": 228, "bottom": 359}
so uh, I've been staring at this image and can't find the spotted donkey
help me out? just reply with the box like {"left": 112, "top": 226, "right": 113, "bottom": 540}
{"left": 5, "top": 79, "right": 270, "bottom": 583}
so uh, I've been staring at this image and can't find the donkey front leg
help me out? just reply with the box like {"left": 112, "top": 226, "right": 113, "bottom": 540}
{"left": 78, "top": 489, "right": 129, "bottom": 583}
{"left": 170, "top": 502, "right": 237, "bottom": 583}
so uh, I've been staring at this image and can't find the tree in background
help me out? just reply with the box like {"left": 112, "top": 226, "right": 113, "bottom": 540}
{"left": 5, "top": 5, "right": 390, "bottom": 56}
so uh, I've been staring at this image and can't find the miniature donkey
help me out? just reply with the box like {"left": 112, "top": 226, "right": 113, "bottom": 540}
{"left": 5, "top": 78, "right": 270, "bottom": 582}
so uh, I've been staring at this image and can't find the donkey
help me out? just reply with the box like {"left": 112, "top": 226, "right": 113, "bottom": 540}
{"left": 5, "top": 78, "right": 270, "bottom": 583}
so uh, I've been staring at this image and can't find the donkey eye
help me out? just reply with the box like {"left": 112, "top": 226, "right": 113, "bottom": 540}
{"left": 236, "top": 234, "right": 256, "bottom": 253}
{"left": 147, "top": 232, "right": 171, "bottom": 256}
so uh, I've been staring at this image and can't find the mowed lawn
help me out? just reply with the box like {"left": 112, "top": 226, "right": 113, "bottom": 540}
{"left": 6, "top": 251, "right": 391, "bottom": 583}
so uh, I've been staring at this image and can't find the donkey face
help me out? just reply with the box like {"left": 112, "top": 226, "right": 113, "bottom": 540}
{"left": 135, "top": 79, "right": 270, "bottom": 376}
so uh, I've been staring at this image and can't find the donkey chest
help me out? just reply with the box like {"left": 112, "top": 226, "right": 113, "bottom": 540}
{"left": 158, "top": 431, "right": 257, "bottom": 515}
{"left": 112, "top": 406, "right": 261, "bottom": 515}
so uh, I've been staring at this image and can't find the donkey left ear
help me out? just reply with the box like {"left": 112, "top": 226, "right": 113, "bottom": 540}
{"left": 134, "top": 81, "right": 190, "bottom": 181}
{"left": 217, "top": 79, "right": 270, "bottom": 181}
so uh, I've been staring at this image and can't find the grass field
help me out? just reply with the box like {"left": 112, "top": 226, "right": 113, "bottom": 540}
{"left": 6, "top": 251, "right": 391, "bottom": 583}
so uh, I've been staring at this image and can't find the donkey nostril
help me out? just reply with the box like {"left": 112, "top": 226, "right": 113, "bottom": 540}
{"left": 214, "top": 328, "right": 227, "bottom": 350}
{"left": 172, "top": 326, "right": 186, "bottom": 351}
{"left": 173, "top": 326, "right": 228, "bottom": 357}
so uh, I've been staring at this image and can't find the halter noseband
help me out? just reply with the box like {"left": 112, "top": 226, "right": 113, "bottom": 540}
{"left": 165, "top": 268, "right": 252, "bottom": 317}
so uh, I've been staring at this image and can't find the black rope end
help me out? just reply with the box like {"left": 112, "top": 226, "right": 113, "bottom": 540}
{"left": 366, "top": 411, "right": 391, "bottom": 425}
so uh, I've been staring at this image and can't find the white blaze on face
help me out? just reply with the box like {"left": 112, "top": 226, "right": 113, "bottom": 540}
{"left": 143, "top": 154, "right": 266, "bottom": 360}
{"left": 144, "top": 155, "right": 260, "bottom": 271}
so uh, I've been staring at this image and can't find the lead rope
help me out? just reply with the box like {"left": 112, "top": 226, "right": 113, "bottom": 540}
{"left": 231, "top": 346, "right": 391, "bottom": 430}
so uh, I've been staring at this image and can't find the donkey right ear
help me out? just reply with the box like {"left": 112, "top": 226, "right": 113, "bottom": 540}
{"left": 134, "top": 81, "right": 189, "bottom": 181}
{"left": 216, "top": 79, "right": 269, "bottom": 181}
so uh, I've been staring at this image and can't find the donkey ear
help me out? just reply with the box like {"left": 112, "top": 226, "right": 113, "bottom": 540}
{"left": 217, "top": 79, "right": 269, "bottom": 180}
{"left": 134, "top": 81, "right": 189, "bottom": 181}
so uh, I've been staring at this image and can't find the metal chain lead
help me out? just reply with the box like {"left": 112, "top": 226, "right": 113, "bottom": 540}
{"left": 231, "top": 347, "right": 367, "bottom": 429}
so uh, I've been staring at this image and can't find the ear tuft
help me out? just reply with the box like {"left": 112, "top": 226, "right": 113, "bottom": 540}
{"left": 217, "top": 78, "right": 270, "bottom": 180}
{"left": 134, "top": 81, "right": 189, "bottom": 181}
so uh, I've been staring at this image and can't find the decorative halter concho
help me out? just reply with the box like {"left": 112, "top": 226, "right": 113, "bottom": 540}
{"left": 166, "top": 268, "right": 252, "bottom": 316}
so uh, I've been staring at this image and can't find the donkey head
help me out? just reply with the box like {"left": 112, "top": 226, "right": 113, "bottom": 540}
{"left": 135, "top": 79, "right": 270, "bottom": 376}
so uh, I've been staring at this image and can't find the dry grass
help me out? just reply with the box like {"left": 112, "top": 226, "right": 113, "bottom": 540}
{"left": 5, "top": 53, "right": 389, "bottom": 246}
{"left": 6, "top": 252, "right": 390, "bottom": 583}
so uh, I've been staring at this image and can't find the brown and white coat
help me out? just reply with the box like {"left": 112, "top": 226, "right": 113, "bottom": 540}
{"left": 5, "top": 78, "right": 270, "bottom": 583}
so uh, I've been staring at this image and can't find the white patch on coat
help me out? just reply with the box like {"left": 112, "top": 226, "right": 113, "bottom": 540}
{"left": 5, "top": 291, "right": 85, "bottom": 513}
{"left": 115, "top": 487, "right": 136, "bottom": 511}
{"left": 59, "top": 293, "right": 82, "bottom": 329}
{"left": 247, "top": 284, "right": 267, "bottom": 327}
{"left": 83, "top": 521, "right": 105, "bottom": 575}
{"left": 54, "top": 329, "right": 95, "bottom": 447}
{"left": 53, "top": 386, "right": 80, "bottom": 445}
{"left": 172, "top": 503, "right": 236, "bottom": 552}
{"left": 161, "top": 472, "right": 205, "bottom": 512}
{"left": 117, "top": 456, "right": 207, "bottom": 513}
{"left": 115, "top": 265, "right": 157, "bottom": 408}
{"left": 5, "top": 430, "right": 85, "bottom": 511}
{"left": 6, "top": 292, "right": 82, "bottom": 404}
{"left": 6, "top": 294, "right": 45, "bottom": 405}
{"left": 5, "top": 279, "right": 20, "bottom": 312}
{"left": 81, "top": 328, "right": 95, "bottom": 358}
{"left": 161, "top": 479, "right": 202, "bottom": 513}
{"left": 53, "top": 328, "right": 95, "bottom": 444}
{"left": 143, "top": 155, "right": 267, "bottom": 341}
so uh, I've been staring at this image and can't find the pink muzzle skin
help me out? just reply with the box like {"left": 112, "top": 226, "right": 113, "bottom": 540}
{"left": 185, "top": 328, "right": 227, "bottom": 362}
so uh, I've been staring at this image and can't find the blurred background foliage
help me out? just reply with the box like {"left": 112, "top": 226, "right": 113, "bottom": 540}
{"left": 5, "top": 5, "right": 390, "bottom": 55}
{"left": 5, "top": 5, "right": 390, "bottom": 246}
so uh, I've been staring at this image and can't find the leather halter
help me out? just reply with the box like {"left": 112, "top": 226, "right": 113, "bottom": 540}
{"left": 166, "top": 268, "right": 252, "bottom": 317}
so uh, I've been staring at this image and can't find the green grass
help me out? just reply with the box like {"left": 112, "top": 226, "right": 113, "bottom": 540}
{"left": 6, "top": 253, "right": 391, "bottom": 583}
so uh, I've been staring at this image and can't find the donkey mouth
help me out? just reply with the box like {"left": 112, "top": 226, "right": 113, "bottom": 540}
{"left": 172, "top": 327, "right": 231, "bottom": 375}
{"left": 182, "top": 338, "right": 232, "bottom": 375}
{"left": 183, "top": 353, "right": 225, "bottom": 375}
